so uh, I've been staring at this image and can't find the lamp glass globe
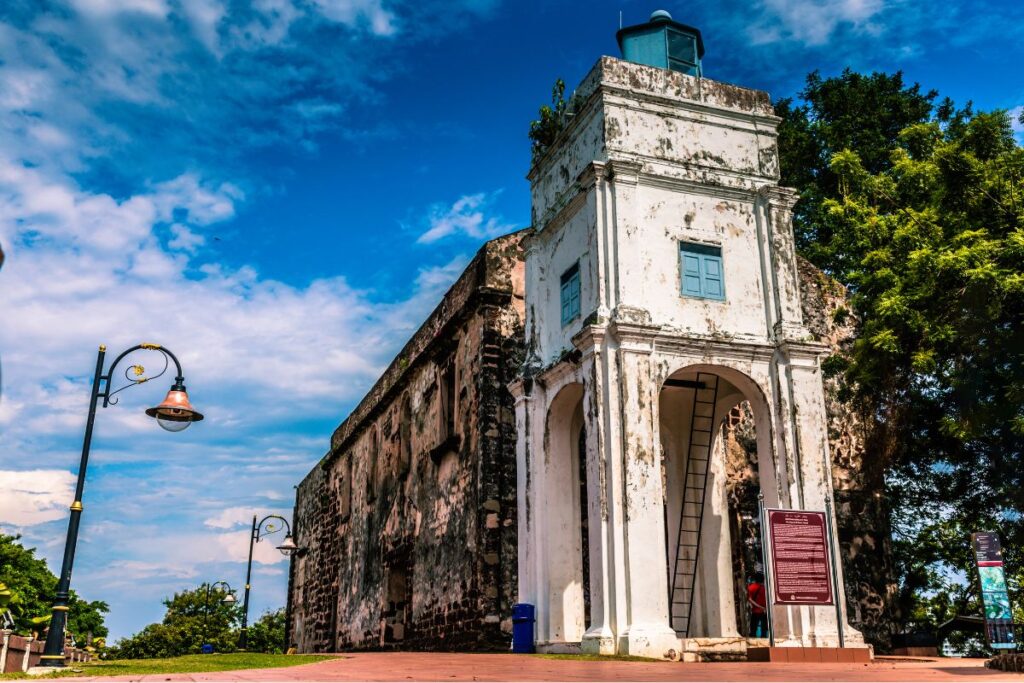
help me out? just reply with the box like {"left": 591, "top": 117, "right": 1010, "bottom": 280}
{"left": 157, "top": 415, "right": 191, "bottom": 432}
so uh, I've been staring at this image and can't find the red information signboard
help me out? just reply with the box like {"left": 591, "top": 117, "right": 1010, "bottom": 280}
{"left": 766, "top": 509, "right": 834, "bottom": 605}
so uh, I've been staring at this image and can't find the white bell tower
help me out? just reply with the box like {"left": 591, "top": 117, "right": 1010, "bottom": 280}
{"left": 511, "top": 10, "right": 864, "bottom": 660}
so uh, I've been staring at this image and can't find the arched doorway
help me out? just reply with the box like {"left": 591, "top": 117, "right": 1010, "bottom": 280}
{"left": 658, "top": 365, "right": 776, "bottom": 640}
{"left": 542, "top": 382, "right": 590, "bottom": 644}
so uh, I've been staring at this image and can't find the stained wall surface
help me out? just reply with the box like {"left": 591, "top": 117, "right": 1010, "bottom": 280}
{"left": 288, "top": 233, "right": 525, "bottom": 652}
{"left": 288, "top": 55, "right": 893, "bottom": 655}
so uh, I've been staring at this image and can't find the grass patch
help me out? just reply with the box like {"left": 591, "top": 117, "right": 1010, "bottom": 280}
{"left": 530, "top": 653, "right": 668, "bottom": 663}
{"left": 1, "top": 653, "right": 333, "bottom": 679}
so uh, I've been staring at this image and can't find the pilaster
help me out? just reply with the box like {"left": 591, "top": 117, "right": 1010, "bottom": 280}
{"left": 575, "top": 327, "right": 617, "bottom": 654}
{"left": 757, "top": 186, "right": 810, "bottom": 341}
{"left": 613, "top": 332, "right": 677, "bottom": 658}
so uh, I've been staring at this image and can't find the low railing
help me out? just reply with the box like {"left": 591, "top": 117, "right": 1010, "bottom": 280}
{"left": 0, "top": 631, "right": 92, "bottom": 673}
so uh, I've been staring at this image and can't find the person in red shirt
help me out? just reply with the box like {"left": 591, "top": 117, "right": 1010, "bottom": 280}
{"left": 747, "top": 572, "right": 768, "bottom": 638}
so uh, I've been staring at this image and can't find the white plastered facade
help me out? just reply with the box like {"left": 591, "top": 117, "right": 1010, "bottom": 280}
{"left": 509, "top": 56, "right": 865, "bottom": 660}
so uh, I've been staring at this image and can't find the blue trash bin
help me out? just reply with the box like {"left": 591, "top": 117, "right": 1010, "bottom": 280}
{"left": 201, "top": 643, "right": 214, "bottom": 654}
{"left": 511, "top": 603, "right": 535, "bottom": 653}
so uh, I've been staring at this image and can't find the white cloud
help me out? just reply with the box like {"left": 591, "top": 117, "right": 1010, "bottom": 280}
{"left": 311, "top": 0, "right": 396, "bottom": 35}
{"left": 0, "top": 469, "right": 77, "bottom": 527}
{"left": 748, "top": 0, "right": 885, "bottom": 46}
{"left": 416, "top": 192, "right": 516, "bottom": 244}
{"left": 0, "top": 0, "right": 500, "bottom": 642}
{"left": 1010, "top": 106, "right": 1024, "bottom": 138}
{"left": 203, "top": 506, "right": 289, "bottom": 532}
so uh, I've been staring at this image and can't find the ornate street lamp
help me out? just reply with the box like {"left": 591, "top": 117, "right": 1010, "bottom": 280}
{"left": 39, "top": 343, "right": 203, "bottom": 668}
{"left": 202, "top": 580, "right": 238, "bottom": 649}
{"left": 238, "top": 515, "right": 305, "bottom": 650}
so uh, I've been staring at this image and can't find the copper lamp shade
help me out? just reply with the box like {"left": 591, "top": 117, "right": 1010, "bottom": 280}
{"left": 146, "top": 382, "right": 204, "bottom": 432}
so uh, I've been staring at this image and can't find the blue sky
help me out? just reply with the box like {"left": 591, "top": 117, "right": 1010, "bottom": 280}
{"left": 0, "top": 0, "right": 1021, "bottom": 642}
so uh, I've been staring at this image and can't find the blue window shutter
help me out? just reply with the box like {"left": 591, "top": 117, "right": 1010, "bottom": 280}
{"left": 682, "top": 253, "right": 703, "bottom": 296}
{"left": 560, "top": 263, "right": 581, "bottom": 325}
{"left": 680, "top": 243, "right": 725, "bottom": 300}
{"left": 561, "top": 281, "right": 571, "bottom": 324}
{"left": 701, "top": 254, "right": 723, "bottom": 299}
{"left": 570, "top": 272, "right": 580, "bottom": 318}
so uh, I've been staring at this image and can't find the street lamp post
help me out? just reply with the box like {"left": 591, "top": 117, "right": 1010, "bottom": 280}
{"left": 238, "top": 515, "right": 302, "bottom": 650}
{"left": 202, "top": 581, "right": 237, "bottom": 650}
{"left": 39, "top": 343, "right": 204, "bottom": 668}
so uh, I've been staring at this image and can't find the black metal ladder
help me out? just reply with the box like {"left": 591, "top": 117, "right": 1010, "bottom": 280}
{"left": 668, "top": 372, "right": 720, "bottom": 636}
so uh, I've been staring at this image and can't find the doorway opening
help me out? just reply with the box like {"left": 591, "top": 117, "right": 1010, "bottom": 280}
{"left": 658, "top": 366, "right": 771, "bottom": 639}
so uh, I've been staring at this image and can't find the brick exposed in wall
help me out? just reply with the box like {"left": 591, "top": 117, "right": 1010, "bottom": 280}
{"left": 289, "top": 236, "right": 895, "bottom": 653}
{"left": 288, "top": 233, "right": 526, "bottom": 652}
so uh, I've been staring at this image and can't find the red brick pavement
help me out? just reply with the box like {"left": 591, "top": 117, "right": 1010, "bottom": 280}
{"left": 43, "top": 652, "right": 1020, "bottom": 682}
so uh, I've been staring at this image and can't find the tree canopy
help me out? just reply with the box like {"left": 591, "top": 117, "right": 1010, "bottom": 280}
{"left": 108, "top": 583, "right": 243, "bottom": 659}
{"left": 108, "top": 585, "right": 285, "bottom": 659}
{"left": 776, "top": 70, "right": 1023, "bottom": 648}
{"left": 244, "top": 608, "right": 287, "bottom": 655}
{"left": 0, "top": 533, "right": 109, "bottom": 645}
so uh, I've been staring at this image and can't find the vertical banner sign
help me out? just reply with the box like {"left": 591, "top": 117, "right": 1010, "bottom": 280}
{"left": 766, "top": 509, "right": 834, "bottom": 605}
{"left": 972, "top": 532, "right": 1017, "bottom": 650}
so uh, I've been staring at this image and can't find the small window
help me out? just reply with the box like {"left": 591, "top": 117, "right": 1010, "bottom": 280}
{"left": 680, "top": 243, "right": 725, "bottom": 301}
{"left": 666, "top": 29, "right": 699, "bottom": 76}
{"left": 560, "top": 262, "right": 581, "bottom": 325}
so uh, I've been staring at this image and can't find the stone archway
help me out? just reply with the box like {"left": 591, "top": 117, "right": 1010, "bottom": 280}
{"left": 657, "top": 364, "right": 777, "bottom": 641}
{"left": 541, "top": 381, "right": 589, "bottom": 645}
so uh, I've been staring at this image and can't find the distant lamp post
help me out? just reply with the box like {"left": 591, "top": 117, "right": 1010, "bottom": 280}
{"left": 202, "top": 581, "right": 238, "bottom": 650}
{"left": 40, "top": 343, "right": 203, "bottom": 668}
{"left": 238, "top": 515, "right": 305, "bottom": 650}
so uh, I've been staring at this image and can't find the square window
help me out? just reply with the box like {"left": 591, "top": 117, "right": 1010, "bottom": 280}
{"left": 679, "top": 243, "right": 725, "bottom": 301}
{"left": 666, "top": 29, "right": 699, "bottom": 76}
{"left": 560, "top": 262, "right": 581, "bottom": 325}
{"left": 667, "top": 29, "right": 696, "bottom": 64}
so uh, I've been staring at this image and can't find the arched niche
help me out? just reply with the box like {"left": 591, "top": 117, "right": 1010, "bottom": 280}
{"left": 542, "top": 381, "right": 588, "bottom": 644}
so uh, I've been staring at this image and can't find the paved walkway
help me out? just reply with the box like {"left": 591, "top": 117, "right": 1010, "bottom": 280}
{"left": 48, "top": 653, "right": 1020, "bottom": 682}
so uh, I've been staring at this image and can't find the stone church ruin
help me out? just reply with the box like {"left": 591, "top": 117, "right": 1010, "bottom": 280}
{"left": 286, "top": 11, "right": 890, "bottom": 660}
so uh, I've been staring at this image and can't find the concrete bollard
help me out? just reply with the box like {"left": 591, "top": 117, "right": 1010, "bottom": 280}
{"left": 0, "top": 630, "right": 11, "bottom": 674}
{"left": 20, "top": 636, "right": 33, "bottom": 672}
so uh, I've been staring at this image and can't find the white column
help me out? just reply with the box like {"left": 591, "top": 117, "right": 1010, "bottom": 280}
{"left": 511, "top": 378, "right": 538, "bottom": 612}
{"left": 0, "top": 629, "right": 11, "bottom": 673}
{"left": 20, "top": 636, "right": 33, "bottom": 672}
{"left": 615, "top": 338, "right": 678, "bottom": 659}
{"left": 578, "top": 332, "right": 616, "bottom": 654}
{"left": 783, "top": 344, "right": 865, "bottom": 647}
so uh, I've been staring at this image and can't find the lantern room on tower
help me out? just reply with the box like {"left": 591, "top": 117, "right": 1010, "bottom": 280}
{"left": 616, "top": 9, "right": 704, "bottom": 76}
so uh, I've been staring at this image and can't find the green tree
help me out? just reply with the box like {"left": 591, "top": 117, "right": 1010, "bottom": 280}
{"left": 0, "top": 533, "right": 108, "bottom": 644}
{"left": 779, "top": 71, "right": 1023, "bottom": 645}
{"left": 108, "top": 583, "right": 243, "bottom": 659}
{"left": 244, "top": 608, "right": 286, "bottom": 654}
{"left": 776, "top": 69, "right": 939, "bottom": 267}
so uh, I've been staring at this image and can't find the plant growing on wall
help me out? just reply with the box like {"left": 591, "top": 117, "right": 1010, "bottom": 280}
{"left": 528, "top": 78, "right": 568, "bottom": 163}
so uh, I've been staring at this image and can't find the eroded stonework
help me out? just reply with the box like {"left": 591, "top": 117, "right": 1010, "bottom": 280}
{"left": 287, "top": 233, "right": 525, "bottom": 652}
{"left": 289, "top": 54, "right": 892, "bottom": 657}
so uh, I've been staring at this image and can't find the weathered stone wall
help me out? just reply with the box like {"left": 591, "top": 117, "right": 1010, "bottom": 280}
{"left": 288, "top": 233, "right": 525, "bottom": 652}
{"left": 795, "top": 255, "right": 896, "bottom": 650}
{"left": 721, "top": 256, "right": 896, "bottom": 649}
